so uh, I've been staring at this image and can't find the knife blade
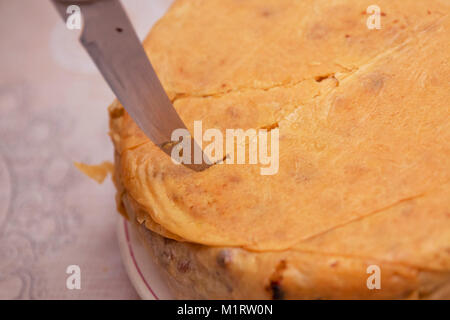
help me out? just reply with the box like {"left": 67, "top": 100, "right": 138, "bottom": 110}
{"left": 51, "top": 0, "right": 210, "bottom": 171}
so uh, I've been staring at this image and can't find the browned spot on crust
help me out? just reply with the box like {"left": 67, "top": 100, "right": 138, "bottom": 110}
{"left": 401, "top": 205, "right": 414, "bottom": 217}
{"left": 361, "top": 72, "right": 385, "bottom": 94}
{"left": 170, "top": 193, "right": 181, "bottom": 204}
{"left": 344, "top": 165, "right": 370, "bottom": 183}
{"left": 226, "top": 106, "right": 239, "bottom": 118}
{"left": 109, "top": 106, "right": 124, "bottom": 119}
{"left": 315, "top": 73, "right": 335, "bottom": 83}
{"left": 228, "top": 175, "right": 241, "bottom": 184}
{"left": 261, "top": 10, "right": 272, "bottom": 17}
{"left": 260, "top": 122, "right": 279, "bottom": 131}
{"left": 307, "top": 24, "right": 328, "bottom": 40}
{"left": 331, "top": 96, "right": 352, "bottom": 115}
{"left": 330, "top": 260, "right": 339, "bottom": 268}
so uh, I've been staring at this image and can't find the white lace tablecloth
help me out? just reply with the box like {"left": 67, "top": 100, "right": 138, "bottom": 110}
{"left": 0, "top": 0, "right": 174, "bottom": 299}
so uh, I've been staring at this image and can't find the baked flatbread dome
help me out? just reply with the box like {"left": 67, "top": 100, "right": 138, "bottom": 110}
{"left": 109, "top": 0, "right": 450, "bottom": 299}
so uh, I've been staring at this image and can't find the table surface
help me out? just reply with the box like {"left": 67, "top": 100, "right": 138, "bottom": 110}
{"left": 0, "top": 0, "right": 175, "bottom": 299}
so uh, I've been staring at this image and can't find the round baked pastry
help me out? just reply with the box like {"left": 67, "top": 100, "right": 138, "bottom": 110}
{"left": 109, "top": 0, "right": 450, "bottom": 299}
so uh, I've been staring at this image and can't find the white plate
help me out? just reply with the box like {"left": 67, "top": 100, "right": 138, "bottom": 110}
{"left": 117, "top": 218, "right": 174, "bottom": 300}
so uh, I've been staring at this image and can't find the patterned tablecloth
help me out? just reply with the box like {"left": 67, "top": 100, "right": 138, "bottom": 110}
{"left": 0, "top": 0, "right": 174, "bottom": 299}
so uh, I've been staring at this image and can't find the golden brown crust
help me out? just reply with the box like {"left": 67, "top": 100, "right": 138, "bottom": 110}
{"left": 109, "top": 0, "right": 450, "bottom": 299}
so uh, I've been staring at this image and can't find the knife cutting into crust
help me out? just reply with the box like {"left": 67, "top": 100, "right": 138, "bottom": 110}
{"left": 51, "top": 0, "right": 210, "bottom": 171}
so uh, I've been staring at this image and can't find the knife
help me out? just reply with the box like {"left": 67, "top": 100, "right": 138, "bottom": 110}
{"left": 51, "top": 0, "right": 210, "bottom": 171}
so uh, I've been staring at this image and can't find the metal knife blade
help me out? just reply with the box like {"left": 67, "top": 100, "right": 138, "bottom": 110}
{"left": 51, "top": 0, "right": 210, "bottom": 171}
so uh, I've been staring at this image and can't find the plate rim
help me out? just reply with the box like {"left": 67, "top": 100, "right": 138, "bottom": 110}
{"left": 117, "top": 217, "right": 173, "bottom": 300}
